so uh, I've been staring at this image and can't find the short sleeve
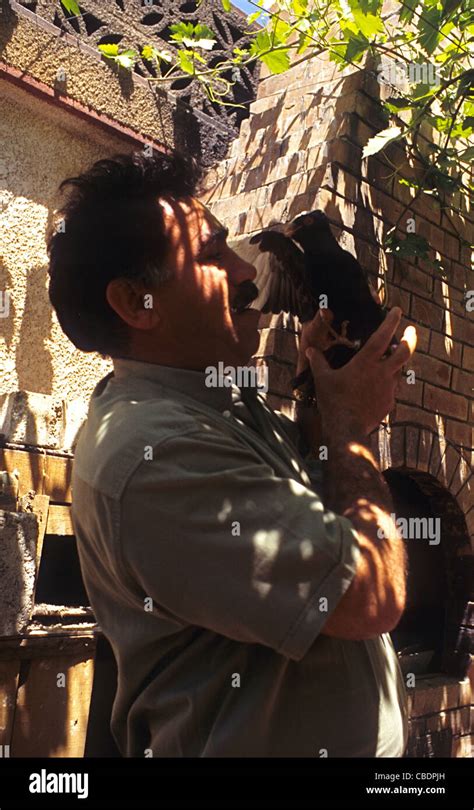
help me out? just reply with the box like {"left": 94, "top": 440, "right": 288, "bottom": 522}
{"left": 119, "top": 426, "right": 361, "bottom": 661}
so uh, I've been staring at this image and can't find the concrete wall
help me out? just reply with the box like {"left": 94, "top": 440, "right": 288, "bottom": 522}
{"left": 0, "top": 2, "right": 176, "bottom": 401}
{"left": 0, "top": 78, "right": 122, "bottom": 400}
{"left": 202, "top": 51, "right": 474, "bottom": 524}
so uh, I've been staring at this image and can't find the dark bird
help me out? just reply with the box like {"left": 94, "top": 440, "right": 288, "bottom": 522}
{"left": 231, "top": 210, "right": 397, "bottom": 390}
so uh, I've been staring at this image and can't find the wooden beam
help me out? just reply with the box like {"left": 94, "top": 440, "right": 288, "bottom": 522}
{"left": 0, "top": 633, "right": 97, "bottom": 661}
{"left": 31, "top": 494, "right": 50, "bottom": 577}
{"left": 11, "top": 654, "right": 95, "bottom": 757}
{"left": 0, "top": 448, "right": 72, "bottom": 503}
{"left": 46, "top": 505, "right": 74, "bottom": 537}
{"left": 0, "top": 660, "right": 19, "bottom": 749}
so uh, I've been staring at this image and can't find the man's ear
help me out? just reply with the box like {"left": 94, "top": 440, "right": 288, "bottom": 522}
{"left": 106, "top": 278, "right": 160, "bottom": 331}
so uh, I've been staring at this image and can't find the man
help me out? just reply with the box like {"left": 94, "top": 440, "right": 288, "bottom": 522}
{"left": 48, "top": 150, "right": 417, "bottom": 758}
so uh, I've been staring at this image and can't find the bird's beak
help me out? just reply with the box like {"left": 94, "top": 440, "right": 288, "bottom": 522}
{"left": 282, "top": 221, "right": 298, "bottom": 239}
{"left": 231, "top": 280, "right": 259, "bottom": 313}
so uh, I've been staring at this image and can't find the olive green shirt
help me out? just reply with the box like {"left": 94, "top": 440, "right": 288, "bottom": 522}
{"left": 71, "top": 359, "right": 408, "bottom": 757}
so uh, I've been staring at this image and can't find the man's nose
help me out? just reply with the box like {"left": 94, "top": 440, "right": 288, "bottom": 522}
{"left": 229, "top": 255, "right": 257, "bottom": 286}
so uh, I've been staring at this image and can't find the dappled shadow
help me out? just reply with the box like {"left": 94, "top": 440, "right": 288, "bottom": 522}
{"left": 0, "top": 254, "right": 15, "bottom": 353}
{"left": 15, "top": 264, "right": 54, "bottom": 395}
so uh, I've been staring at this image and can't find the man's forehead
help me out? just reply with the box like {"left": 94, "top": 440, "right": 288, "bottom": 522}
{"left": 158, "top": 196, "right": 224, "bottom": 245}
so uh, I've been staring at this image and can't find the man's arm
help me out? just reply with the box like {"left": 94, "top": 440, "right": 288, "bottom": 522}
{"left": 297, "top": 307, "right": 417, "bottom": 641}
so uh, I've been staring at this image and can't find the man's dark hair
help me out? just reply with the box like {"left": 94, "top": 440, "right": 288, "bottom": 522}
{"left": 47, "top": 149, "right": 202, "bottom": 356}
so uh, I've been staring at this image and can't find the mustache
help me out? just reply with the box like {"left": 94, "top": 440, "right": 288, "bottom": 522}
{"left": 231, "top": 280, "right": 259, "bottom": 313}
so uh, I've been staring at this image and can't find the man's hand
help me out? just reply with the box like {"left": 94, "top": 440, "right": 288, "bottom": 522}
{"left": 296, "top": 309, "right": 336, "bottom": 378}
{"left": 305, "top": 307, "right": 417, "bottom": 438}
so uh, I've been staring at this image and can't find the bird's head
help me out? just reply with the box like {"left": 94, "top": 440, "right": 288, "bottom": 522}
{"left": 283, "top": 209, "right": 332, "bottom": 248}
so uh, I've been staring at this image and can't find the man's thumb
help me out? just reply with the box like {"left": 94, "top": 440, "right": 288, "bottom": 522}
{"left": 306, "top": 347, "right": 330, "bottom": 375}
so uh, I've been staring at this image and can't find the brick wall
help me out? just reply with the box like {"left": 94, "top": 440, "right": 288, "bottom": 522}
{"left": 203, "top": 49, "right": 474, "bottom": 757}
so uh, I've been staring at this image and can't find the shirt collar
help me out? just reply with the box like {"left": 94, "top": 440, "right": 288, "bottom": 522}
{"left": 112, "top": 357, "right": 236, "bottom": 413}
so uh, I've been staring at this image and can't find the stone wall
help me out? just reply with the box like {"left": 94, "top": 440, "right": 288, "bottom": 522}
{"left": 203, "top": 50, "right": 473, "bottom": 537}
{"left": 203, "top": 49, "right": 474, "bottom": 757}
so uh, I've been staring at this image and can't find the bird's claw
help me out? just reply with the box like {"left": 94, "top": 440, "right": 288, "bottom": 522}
{"left": 326, "top": 320, "right": 360, "bottom": 350}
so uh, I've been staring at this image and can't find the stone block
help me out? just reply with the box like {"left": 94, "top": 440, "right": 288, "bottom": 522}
{"left": 61, "top": 398, "right": 88, "bottom": 453}
{"left": 0, "top": 510, "right": 38, "bottom": 635}
{"left": 0, "top": 391, "right": 63, "bottom": 450}
{"left": 0, "top": 392, "right": 88, "bottom": 453}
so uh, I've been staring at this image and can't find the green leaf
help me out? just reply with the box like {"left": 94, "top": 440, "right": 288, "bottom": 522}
{"left": 170, "top": 22, "right": 194, "bottom": 43}
{"left": 418, "top": 7, "right": 443, "bottom": 54}
{"left": 399, "top": 177, "right": 421, "bottom": 188}
{"left": 170, "top": 23, "right": 215, "bottom": 50}
{"left": 297, "top": 32, "right": 312, "bottom": 55}
{"left": 261, "top": 49, "right": 291, "bottom": 74}
{"left": 98, "top": 43, "right": 119, "bottom": 57}
{"left": 249, "top": 30, "right": 272, "bottom": 56}
{"left": 398, "top": 0, "right": 418, "bottom": 24}
{"left": 409, "top": 81, "right": 440, "bottom": 99}
{"left": 456, "top": 69, "right": 474, "bottom": 97}
{"left": 384, "top": 96, "right": 415, "bottom": 112}
{"left": 221, "top": 0, "right": 231, "bottom": 11}
{"left": 362, "top": 126, "right": 403, "bottom": 157}
{"left": 271, "top": 19, "right": 292, "bottom": 45}
{"left": 190, "top": 24, "right": 217, "bottom": 50}
{"left": 142, "top": 45, "right": 173, "bottom": 63}
{"left": 177, "top": 50, "right": 195, "bottom": 74}
{"left": 115, "top": 50, "right": 137, "bottom": 69}
{"left": 351, "top": 11, "right": 384, "bottom": 38}
{"left": 441, "top": 0, "right": 463, "bottom": 19}
{"left": 341, "top": 28, "right": 370, "bottom": 63}
{"left": 61, "top": 0, "right": 81, "bottom": 15}
{"left": 385, "top": 231, "right": 431, "bottom": 260}
{"left": 351, "top": 0, "right": 383, "bottom": 12}
{"left": 460, "top": 146, "right": 474, "bottom": 161}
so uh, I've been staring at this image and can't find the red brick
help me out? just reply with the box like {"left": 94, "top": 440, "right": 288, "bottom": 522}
{"left": 387, "top": 286, "right": 411, "bottom": 315}
{"left": 462, "top": 345, "right": 474, "bottom": 371}
{"left": 423, "top": 384, "right": 468, "bottom": 421}
{"left": 389, "top": 425, "right": 405, "bottom": 468}
{"left": 417, "top": 428, "right": 434, "bottom": 472}
{"left": 404, "top": 425, "right": 420, "bottom": 469}
{"left": 448, "top": 260, "right": 467, "bottom": 292}
{"left": 451, "top": 367, "right": 474, "bottom": 398}
{"left": 429, "top": 223, "right": 445, "bottom": 253}
{"left": 396, "top": 265, "right": 433, "bottom": 296}
{"left": 460, "top": 242, "right": 473, "bottom": 267}
{"left": 448, "top": 312, "right": 474, "bottom": 345}
{"left": 429, "top": 435, "right": 444, "bottom": 480}
{"left": 267, "top": 360, "right": 296, "bottom": 398}
{"left": 430, "top": 331, "right": 463, "bottom": 367}
{"left": 452, "top": 474, "right": 474, "bottom": 510}
{"left": 445, "top": 419, "right": 474, "bottom": 452}
{"left": 257, "top": 328, "right": 298, "bottom": 366}
{"left": 394, "top": 403, "right": 441, "bottom": 432}
{"left": 438, "top": 444, "right": 462, "bottom": 489}
{"left": 411, "top": 354, "right": 452, "bottom": 388}
{"left": 327, "top": 136, "right": 362, "bottom": 168}
{"left": 398, "top": 377, "right": 423, "bottom": 406}
{"left": 444, "top": 235, "right": 461, "bottom": 262}
{"left": 410, "top": 296, "right": 444, "bottom": 330}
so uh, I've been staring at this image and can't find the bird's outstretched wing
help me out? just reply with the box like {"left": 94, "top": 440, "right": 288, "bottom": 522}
{"left": 230, "top": 230, "right": 315, "bottom": 321}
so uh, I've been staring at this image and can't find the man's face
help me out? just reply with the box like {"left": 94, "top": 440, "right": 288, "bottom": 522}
{"left": 152, "top": 195, "right": 260, "bottom": 368}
